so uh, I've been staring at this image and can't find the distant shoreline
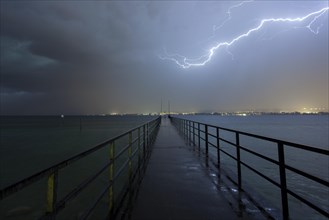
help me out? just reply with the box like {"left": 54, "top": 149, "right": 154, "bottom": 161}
{"left": 186, "top": 112, "right": 329, "bottom": 116}
{"left": 0, "top": 112, "right": 328, "bottom": 117}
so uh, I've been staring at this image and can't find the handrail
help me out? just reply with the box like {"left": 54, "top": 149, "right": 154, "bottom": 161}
{"left": 170, "top": 116, "right": 329, "bottom": 220}
{"left": 173, "top": 117, "right": 328, "bottom": 155}
{"left": 0, "top": 116, "right": 161, "bottom": 219}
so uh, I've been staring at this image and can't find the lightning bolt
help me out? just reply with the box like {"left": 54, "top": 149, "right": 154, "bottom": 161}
{"left": 213, "top": 0, "right": 254, "bottom": 32}
{"left": 159, "top": 6, "right": 329, "bottom": 69}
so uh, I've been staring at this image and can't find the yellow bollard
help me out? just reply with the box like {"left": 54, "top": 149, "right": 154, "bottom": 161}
{"left": 46, "top": 171, "right": 58, "bottom": 214}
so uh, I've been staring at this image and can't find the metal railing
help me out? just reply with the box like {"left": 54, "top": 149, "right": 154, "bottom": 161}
{"left": 0, "top": 116, "right": 161, "bottom": 219}
{"left": 170, "top": 116, "right": 329, "bottom": 220}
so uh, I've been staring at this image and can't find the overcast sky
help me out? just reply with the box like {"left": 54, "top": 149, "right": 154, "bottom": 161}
{"left": 1, "top": 1, "right": 328, "bottom": 115}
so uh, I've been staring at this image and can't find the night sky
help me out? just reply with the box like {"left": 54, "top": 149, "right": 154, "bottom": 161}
{"left": 1, "top": 1, "right": 328, "bottom": 115}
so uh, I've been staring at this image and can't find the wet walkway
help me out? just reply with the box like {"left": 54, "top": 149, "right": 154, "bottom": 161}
{"left": 131, "top": 117, "right": 243, "bottom": 220}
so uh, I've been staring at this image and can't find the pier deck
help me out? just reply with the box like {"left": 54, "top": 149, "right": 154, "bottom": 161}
{"left": 131, "top": 117, "right": 244, "bottom": 220}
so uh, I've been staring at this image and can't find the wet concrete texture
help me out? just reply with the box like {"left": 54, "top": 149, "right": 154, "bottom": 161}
{"left": 131, "top": 118, "right": 246, "bottom": 220}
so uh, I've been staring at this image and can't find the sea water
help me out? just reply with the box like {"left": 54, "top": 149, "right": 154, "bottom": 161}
{"left": 0, "top": 115, "right": 155, "bottom": 219}
{"left": 0, "top": 116, "right": 156, "bottom": 188}
{"left": 180, "top": 114, "right": 329, "bottom": 220}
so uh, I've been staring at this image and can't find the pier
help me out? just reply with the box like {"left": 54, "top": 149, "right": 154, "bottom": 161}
{"left": 131, "top": 117, "right": 243, "bottom": 220}
{"left": 0, "top": 116, "right": 328, "bottom": 220}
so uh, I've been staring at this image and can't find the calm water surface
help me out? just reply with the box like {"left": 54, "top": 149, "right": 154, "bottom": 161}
{"left": 0, "top": 115, "right": 155, "bottom": 219}
{"left": 0, "top": 116, "right": 155, "bottom": 187}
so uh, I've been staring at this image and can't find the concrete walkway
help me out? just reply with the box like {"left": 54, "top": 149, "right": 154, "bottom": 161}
{"left": 131, "top": 117, "right": 242, "bottom": 220}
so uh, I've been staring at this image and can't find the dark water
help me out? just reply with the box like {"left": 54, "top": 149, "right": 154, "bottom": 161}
{"left": 0, "top": 115, "right": 155, "bottom": 219}
{"left": 0, "top": 115, "right": 155, "bottom": 188}
{"left": 180, "top": 115, "right": 329, "bottom": 220}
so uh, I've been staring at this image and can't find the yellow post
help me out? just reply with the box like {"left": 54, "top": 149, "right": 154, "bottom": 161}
{"left": 46, "top": 171, "right": 58, "bottom": 214}
{"left": 109, "top": 141, "right": 115, "bottom": 212}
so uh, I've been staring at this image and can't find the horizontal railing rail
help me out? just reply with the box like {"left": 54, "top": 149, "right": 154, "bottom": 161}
{"left": 0, "top": 116, "right": 161, "bottom": 219}
{"left": 170, "top": 116, "right": 329, "bottom": 220}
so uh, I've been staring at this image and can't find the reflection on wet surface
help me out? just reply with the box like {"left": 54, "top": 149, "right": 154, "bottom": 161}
{"left": 130, "top": 118, "right": 279, "bottom": 220}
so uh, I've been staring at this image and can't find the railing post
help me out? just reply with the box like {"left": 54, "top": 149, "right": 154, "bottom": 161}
{"left": 186, "top": 120, "right": 188, "bottom": 139}
{"left": 185, "top": 120, "right": 187, "bottom": 139}
{"left": 128, "top": 131, "right": 134, "bottom": 213}
{"left": 188, "top": 121, "right": 191, "bottom": 143}
{"left": 109, "top": 141, "right": 115, "bottom": 214}
{"left": 198, "top": 123, "right": 200, "bottom": 152}
{"left": 193, "top": 122, "right": 195, "bottom": 145}
{"left": 217, "top": 127, "right": 220, "bottom": 168}
{"left": 150, "top": 122, "right": 153, "bottom": 144}
{"left": 184, "top": 120, "right": 187, "bottom": 137}
{"left": 278, "top": 142, "right": 289, "bottom": 220}
{"left": 138, "top": 128, "right": 141, "bottom": 173}
{"left": 186, "top": 120, "right": 189, "bottom": 141}
{"left": 186, "top": 121, "right": 190, "bottom": 143}
{"left": 143, "top": 125, "right": 146, "bottom": 163}
{"left": 147, "top": 123, "right": 149, "bottom": 151}
{"left": 179, "top": 119, "right": 181, "bottom": 133}
{"left": 46, "top": 170, "right": 58, "bottom": 218}
{"left": 236, "top": 132, "right": 242, "bottom": 190}
{"left": 149, "top": 122, "right": 153, "bottom": 144}
{"left": 153, "top": 121, "right": 156, "bottom": 142}
{"left": 205, "top": 125, "right": 209, "bottom": 156}
{"left": 128, "top": 132, "right": 132, "bottom": 182}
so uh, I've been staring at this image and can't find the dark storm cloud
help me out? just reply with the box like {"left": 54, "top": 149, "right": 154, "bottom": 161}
{"left": 2, "top": 2, "right": 134, "bottom": 65}
{"left": 1, "top": 1, "right": 163, "bottom": 114}
{"left": 0, "top": 1, "right": 328, "bottom": 114}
